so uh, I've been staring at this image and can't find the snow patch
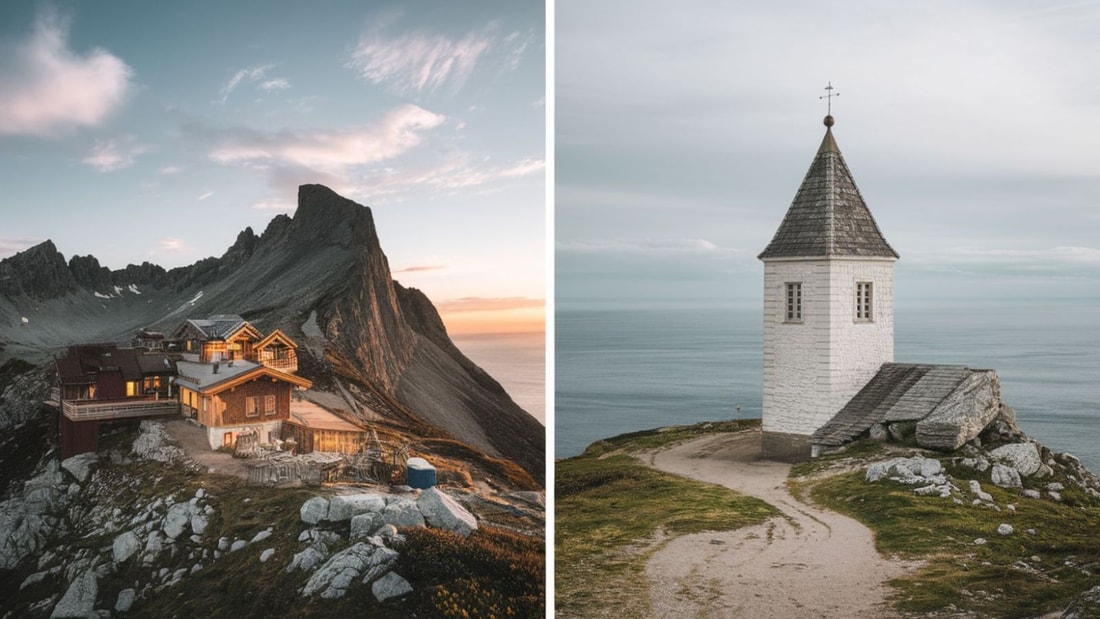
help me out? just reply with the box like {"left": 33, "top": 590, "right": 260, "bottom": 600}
{"left": 113, "top": 285, "right": 123, "bottom": 295}
{"left": 21, "top": 316, "right": 29, "bottom": 324}
{"left": 188, "top": 291, "right": 204, "bottom": 305}
{"left": 128, "top": 284, "right": 141, "bottom": 294}
{"left": 94, "top": 292, "right": 111, "bottom": 299}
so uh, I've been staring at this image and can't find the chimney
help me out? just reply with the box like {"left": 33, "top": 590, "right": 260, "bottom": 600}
{"left": 213, "top": 361, "right": 220, "bottom": 374}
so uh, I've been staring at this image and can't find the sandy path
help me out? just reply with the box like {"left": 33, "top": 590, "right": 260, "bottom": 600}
{"left": 641, "top": 429, "right": 916, "bottom": 618}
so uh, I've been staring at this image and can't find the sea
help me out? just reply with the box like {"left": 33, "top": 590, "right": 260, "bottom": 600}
{"left": 452, "top": 331, "right": 546, "bottom": 425}
{"left": 556, "top": 303, "right": 1100, "bottom": 472}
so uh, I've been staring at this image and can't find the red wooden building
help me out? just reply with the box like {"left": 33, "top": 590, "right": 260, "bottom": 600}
{"left": 55, "top": 344, "right": 180, "bottom": 458}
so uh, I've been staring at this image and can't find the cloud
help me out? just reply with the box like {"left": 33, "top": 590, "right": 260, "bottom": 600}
{"left": 0, "top": 11, "right": 132, "bottom": 136}
{"left": 435, "top": 296, "right": 544, "bottom": 312}
{"left": 0, "top": 237, "right": 43, "bottom": 259}
{"left": 557, "top": 237, "right": 740, "bottom": 256}
{"left": 158, "top": 165, "right": 182, "bottom": 175}
{"left": 357, "top": 155, "right": 544, "bottom": 196}
{"left": 260, "top": 78, "right": 290, "bottom": 91}
{"left": 197, "top": 191, "right": 214, "bottom": 201}
{"left": 347, "top": 23, "right": 533, "bottom": 97}
{"left": 209, "top": 104, "right": 445, "bottom": 171}
{"left": 219, "top": 64, "right": 290, "bottom": 101}
{"left": 81, "top": 139, "right": 147, "bottom": 172}
{"left": 394, "top": 264, "right": 446, "bottom": 274}
{"left": 158, "top": 238, "right": 185, "bottom": 252}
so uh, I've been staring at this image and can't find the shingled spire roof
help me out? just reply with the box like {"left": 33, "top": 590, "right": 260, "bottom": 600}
{"left": 758, "top": 116, "right": 898, "bottom": 260}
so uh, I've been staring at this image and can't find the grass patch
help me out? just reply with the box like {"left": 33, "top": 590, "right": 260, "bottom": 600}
{"left": 803, "top": 452, "right": 1100, "bottom": 618}
{"left": 556, "top": 423, "right": 776, "bottom": 618}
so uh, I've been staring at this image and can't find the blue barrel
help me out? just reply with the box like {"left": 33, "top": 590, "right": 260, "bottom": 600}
{"left": 406, "top": 457, "right": 437, "bottom": 489}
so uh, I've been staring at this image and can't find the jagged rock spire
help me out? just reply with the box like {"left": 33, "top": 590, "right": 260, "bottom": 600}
{"left": 758, "top": 116, "right": 898, "bottom": 260}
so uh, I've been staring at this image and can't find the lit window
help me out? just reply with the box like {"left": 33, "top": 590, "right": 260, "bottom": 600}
{"left": 246, "top": 396, "right": 259, "bottom": 418}
{"left": 785, "top": 283, "right": 802, "bottom": 322}
{"left": 856, "top": 282, "right": 873, "bottom": 321}
{"left": 264, "top": 395, "right": 276, "bottom": 416}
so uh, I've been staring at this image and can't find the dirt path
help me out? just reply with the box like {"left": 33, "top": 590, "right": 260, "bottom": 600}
{"left": 641, "top": 429, "right": 917, "bottom": 618}
{"left": 164, "top": 419, "right": 250, "bottom": 480}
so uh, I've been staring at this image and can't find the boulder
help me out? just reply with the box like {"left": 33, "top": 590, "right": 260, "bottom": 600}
{"left": 301, "top": 542, "right": 398, "bottom": 599}
{"left": 869, "top": 423, "right": 888, "bottom": 442}
{"left": 968, "top": 480, "right": 993, "bottom": 502}
{"left": 372, "top": 571, "right": 413, "bottom": 602}
{"left": 162, "top": 503, "right": 191, "bottom": 539}
{"left": 251, "top": 529, "right": 272, "bottom": 544}
{"left": 327, "top": 494, "right": 386, "bottom": 522}
{"left": 230, "top": 539, "right": 247, "bottom": 552}
{"left": 381, "top": 499, "right": 425, "bottom": 529}
{"left": 350, "top": 512, "right": 384, "bottom": 539}
{"left": 112, "top": 530, "right": 141, "bottom": 563}
{"left": 190, "top": 514, "right": 208, "bottom": 536}
{"left": 991, "top": 464, "right": 1022, "bottom": 489}
{"left": 60, "top": 454, "right": 98, "bottom": 484}
{"left": 997, "top": 523, "right": 1014, "bottom": 536}
{"left": 417, "top": 488, "right": 478, "bottom": 537}
{"left": 286, "top": 545, "right": 328, "bottom": 573}
{"left": 115, "top": 588, "right": 136, "bottom": 612}
{"left": 1022, "top": 489, "right": 1042, "bottom": 500}
{"left": 915, "top": 371, "right": 1001, "bottom": 451}
{"left": 260, "top": 548, "right": 275, "bottom": 563}
{"left": 300, "top": 497, "right": 329, "bottom": 525}
{"left": 50, "top": 570, "right": 97, "bottom": 618}
{"left": 865, "top": 457, "right": 942, "bottom": 484}
{"left": 990, "top": 443, "right": 1041, "bottom": 476}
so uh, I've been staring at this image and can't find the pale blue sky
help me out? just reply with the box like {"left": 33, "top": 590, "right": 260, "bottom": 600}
{"left": 0, "top": 1, "right": 545, "bottom": 327}
{"left": 557, "top": 0, "right": 1100, "bottom": 309}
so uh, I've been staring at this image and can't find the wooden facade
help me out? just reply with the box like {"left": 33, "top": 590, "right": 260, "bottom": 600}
{"left": 55, "top": 343, "right": 180, "bottom": 458}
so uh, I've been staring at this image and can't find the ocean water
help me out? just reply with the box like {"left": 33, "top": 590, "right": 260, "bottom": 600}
{"left": 556, "top": 303, "right": 1100, "bottom": 472}
{"left": 452, "top": 332, "right": 546, "bottom": 425}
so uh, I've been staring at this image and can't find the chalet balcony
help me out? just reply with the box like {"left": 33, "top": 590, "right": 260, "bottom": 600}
{"left": 261, "top": 356, "right": 298, "bottom": 374}
{"left": 62, "top": 397, "right": 179, "bottom": 422}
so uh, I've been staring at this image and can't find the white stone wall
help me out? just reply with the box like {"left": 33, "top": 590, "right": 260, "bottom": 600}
{"left": 762, "top": 258, "right": 894, "bottom": 437}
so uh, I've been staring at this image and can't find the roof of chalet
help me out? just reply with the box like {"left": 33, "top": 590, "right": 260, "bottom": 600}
{"left": 256, "top": 328, "right": 298, "bottom": 350}
{"left": 811, "top": 363, "right": 984, "bottom": 447}
{"left": 56, "top": 345, "right": 177, "bottom": 385}
{"left": 174, "top": 359, "right": 312, "bottom": 393}
{"left": 181, "top": 314, "right": 261, "bottom": 341}
{"left": 286, "top": 400, "right": 364, "bottom": 433}
{"left": 758, "top": 117, "right": 899, "bottom": 260}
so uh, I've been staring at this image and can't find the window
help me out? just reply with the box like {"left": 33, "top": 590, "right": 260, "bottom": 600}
{"left": 245, "top": 396, "right": 259, "bottom": 418}
{"left": 856, "top": 282, "right": 873, "bottom": 321}
{"left": 264, "top": 394, "right": 276, "bottom": 416}
{"left": 785, "top": 282, "right": 802, "bottom": 322}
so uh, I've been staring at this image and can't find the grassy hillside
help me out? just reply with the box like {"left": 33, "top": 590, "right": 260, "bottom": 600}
{"left": 791, "top": 443, "right": 1100, "bottom": 617}
{"left": 555, "top": 420, "right": 777, "bottom": 617}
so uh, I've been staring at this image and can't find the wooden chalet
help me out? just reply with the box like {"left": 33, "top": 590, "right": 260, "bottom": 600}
{"left": 171, "top": 315, "right": 312, "bottom": 451}
{"left": 171, "top": 315, "right": 298, "bottom": 372}
{"left": 56, "top": 344, "right": 180, "bottom": 458}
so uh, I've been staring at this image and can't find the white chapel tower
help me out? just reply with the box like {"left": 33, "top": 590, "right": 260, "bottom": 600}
{"left": 758, "top": 114, "right": 898, "bottom": 460}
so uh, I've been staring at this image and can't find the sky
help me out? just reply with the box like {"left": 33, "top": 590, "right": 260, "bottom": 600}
{"left": 557, "top": 0, "right": 1100, "bottom": 310}
{"left": 0, "top": 1, "right": 545, "bottom": 334}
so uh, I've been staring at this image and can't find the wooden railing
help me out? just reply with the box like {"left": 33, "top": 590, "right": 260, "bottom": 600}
{"left": 262, "top": 357, "right": 297, "bottom": 373}
{"left": 62, "top": 398, "right": 179, "bottom": 421}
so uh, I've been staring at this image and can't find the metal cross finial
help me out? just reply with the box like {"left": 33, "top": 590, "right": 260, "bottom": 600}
{"left": 820, "top": 81, "right": 839, "bottom": 115}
